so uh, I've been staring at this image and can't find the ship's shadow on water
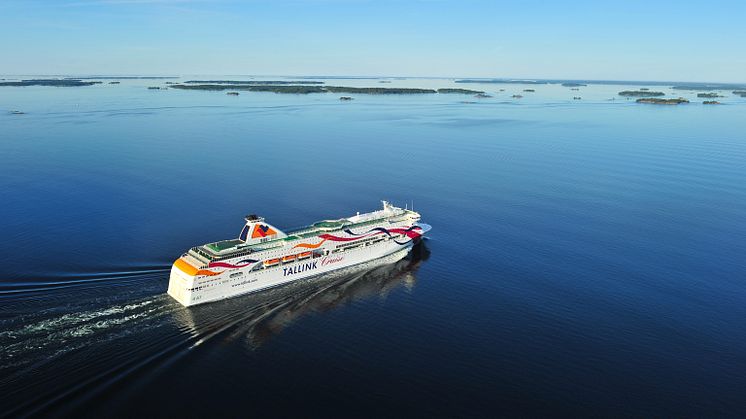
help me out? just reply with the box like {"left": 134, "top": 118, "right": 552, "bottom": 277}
{"left": 174, "top": 242, "right": 430, "bottom": 350}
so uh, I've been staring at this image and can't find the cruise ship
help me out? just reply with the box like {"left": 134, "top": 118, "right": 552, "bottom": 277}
{"left": 167, "top": 201, "right": 431, "bottom": 306}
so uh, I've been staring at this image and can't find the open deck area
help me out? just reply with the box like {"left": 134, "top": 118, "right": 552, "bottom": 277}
{"left": 192, "top": 204, "right": 415, "bottom": 262}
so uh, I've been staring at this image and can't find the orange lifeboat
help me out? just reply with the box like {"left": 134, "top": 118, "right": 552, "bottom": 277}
{"left": 264, "top": 258, "right": 280, "bottom": 267}
{"left": 281, "top": 254, "right": 297, "bottom": 263}
{"left": 298, "top": 251, "right": 312, "bottom": 259}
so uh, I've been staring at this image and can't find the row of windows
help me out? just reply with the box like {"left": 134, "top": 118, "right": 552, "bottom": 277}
{"left": 196, "top": 234, "right": 404, "bottom": 278}
{"left": 337, "top": 235, "right": 382, "bottom": 248}
{"left": 187, "top": 283, "right": 216, "bottom": 292}
{"left": 189, "top": 234, "right": 404, "bottom": 290}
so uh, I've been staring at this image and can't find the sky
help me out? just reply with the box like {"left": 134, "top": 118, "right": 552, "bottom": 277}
{"left": 1, "top": 0, "right": 745, "bottom": 82}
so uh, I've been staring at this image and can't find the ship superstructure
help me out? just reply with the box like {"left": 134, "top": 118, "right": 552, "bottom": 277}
{"left": 167, "top": 201, "right": 430, "bottom": 306}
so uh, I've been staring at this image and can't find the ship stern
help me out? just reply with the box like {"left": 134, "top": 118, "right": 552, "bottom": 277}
{"left": 167, "top": 259, "right": 197, "bottom": 307}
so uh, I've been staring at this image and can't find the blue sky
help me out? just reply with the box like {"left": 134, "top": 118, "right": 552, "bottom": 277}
{"left": 1, "top": 0, "right": 744, "bottom": 82}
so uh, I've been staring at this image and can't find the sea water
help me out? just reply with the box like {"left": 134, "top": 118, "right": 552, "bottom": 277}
{"left": 1, "top": 77, "right": 745, "bottom": 417}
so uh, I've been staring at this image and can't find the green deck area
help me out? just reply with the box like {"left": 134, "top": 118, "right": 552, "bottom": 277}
{"left": 197, "top": 210, "right": 411, "bottom": 259}
{"left": 314, "top": 220, "right": 346, "bottom": 229}
{"left": 205, "top": 239, "right": 244, "bottom": 252}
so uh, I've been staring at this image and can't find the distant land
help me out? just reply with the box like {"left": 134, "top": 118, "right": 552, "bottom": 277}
{"left": 453, "top": 78, "right": 746, "bottom": 89}
{"left": 636, "top": 98, "right": 689, "bottom": 105}
{"left": 67, "top": 76, "right": 178, "bottom": 80}
{"left": 697, "top": 92, "right": 724, "bottom": 98}
{"left": 3, "top": 76, "right": 745, "bottom": 90}
{"left": 325, "top": 86, "right": 436, "bottom": 94}
{"left": 672, "top": 83, "right": 745, "bottom": 91}
{"left": 0, "top": 79, "right": 102, "bottom": 87}
{"left": 170, "top": 84, "right": 325, "bottom": 93}
{"left": 170, "top": 84, "right": 440, "bottom": 94}
{"left": 3, "top": 76, "right": 746, "bottom": 104}
{"left": 184, "top": 80, "right": 324, "bottom": 85}
{"left": 436, "top": 88, "right": 484, "bottom": 94}
{"left": 619, "top": 90, "right": 665, "bottom": 97}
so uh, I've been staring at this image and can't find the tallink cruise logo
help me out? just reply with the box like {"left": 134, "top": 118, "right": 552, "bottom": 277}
{"left": 283, "top": 261, "right": 318, "bottom": 277}
{"left": 282, "top": 256, "right": 345, "bottom": 277}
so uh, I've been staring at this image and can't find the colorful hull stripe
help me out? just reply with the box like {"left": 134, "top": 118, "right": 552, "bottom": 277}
{"left": 208, "top": 259, "right": 259, "bottom": 269}
{"left": 173, "top": 258, "right": 222, "bottom": 277}
{"left": 293, "top": 225, "right": 422, "bottom": 249}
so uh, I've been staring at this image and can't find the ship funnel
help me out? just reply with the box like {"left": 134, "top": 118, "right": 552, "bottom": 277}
{"left": 238, "top": 215, "right": 286, "bottom": 244}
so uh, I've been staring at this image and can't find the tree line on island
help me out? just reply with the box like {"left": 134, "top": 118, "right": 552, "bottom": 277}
{"left": 4, "top": 78, "right": 745, "bottom": 104}
{"left": 169, "top": 84, "right": 488, "bottom": 95}
{"left": 0, "top": 79, "right": 103, "bottom": 87}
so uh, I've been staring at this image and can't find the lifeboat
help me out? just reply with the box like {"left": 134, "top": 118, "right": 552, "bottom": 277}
{"left": 263, "top": 258, "right": 280, "bottom": 267}
{"left": 297, "top": 251, "right": 312, "bottom": 259}
{"left": 281, "top": 254, "right": 297, "bottom": 263}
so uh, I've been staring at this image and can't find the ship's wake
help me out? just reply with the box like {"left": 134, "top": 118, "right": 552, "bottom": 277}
{"left": 0, "top": 244, "right": 429, "bottom": 418}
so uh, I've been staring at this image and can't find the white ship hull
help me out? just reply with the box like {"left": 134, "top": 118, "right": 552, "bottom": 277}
{"left": 167, "top": 202, "right": 430, "bottom": 307}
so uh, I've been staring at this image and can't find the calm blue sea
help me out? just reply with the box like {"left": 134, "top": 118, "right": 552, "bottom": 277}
{"left": 1, "top": 78, "right": 746, "bottom": 417}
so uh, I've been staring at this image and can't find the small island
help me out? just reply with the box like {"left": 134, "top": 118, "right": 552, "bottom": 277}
{"left": 172, "top": 84, "right": 326, "bottom": 93}
{"left": 147, "top": 86, "right": 163, "bottom": 90}
{"left": 339, "top": 96, "right": 353, "bottom": 101}
{"left": 0, "top": 79, "right": 101, "bottom": 87}
{"left": 702, "top": 101, "right": 721, "bottom": 105}
{"left": 636, "top": 97, "right": 689, "bottom": 105}
{"left": 573, "top": 96, "right": 582, "bottom": 100}
{"left": 226, "top": 92, "right": 239, "bottom": 96}
{"left": 512, "top": 94, "right": 523, "bottom": 99}
{"left": 437, "top": 88, "right": 484, "bottom": 94}
{"left": 70, "top": 76, "right": 178, "bottom": 80}
{"left": 673, "top": 83, "right": 746, "bottom": 91}
{"left": 697, "top": 92, "right": 723, "bottom": 98}
{"left": 108, "top": 81, "right": 120, "bottom": 84}
{"left": 9, "top": 110, "right": 25, "bottom": 115}
{"left": 733, "top": 91, "right": 746, "bottom": 97}
{"left": 562, "top": 82, "right": 586, "bottom": 87}
{"left": 325, "top": 86, "right": 436, "bottom": 94}
{"left": 640, "top": 88, "right": 650, "bottom": 91}
{"left": 169, "top": 84, "right": 438, "bottom": 94}
{"left": 474, "top": 93, "right": 492, "bottom": 98}
{"left": 523, "top": 89, "right": 535, "bottom": 92}
{"left": 184, "top": 80, "right": 324, "bottom": 85}
{"left": 619, "top": 90, "right": 665, "bottom": 97}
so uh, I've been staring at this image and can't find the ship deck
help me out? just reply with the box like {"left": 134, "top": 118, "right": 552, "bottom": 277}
{"left": 194, "top": 209, "right": 412, "bottom": 262}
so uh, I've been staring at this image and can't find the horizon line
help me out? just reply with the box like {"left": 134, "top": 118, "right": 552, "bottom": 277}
{"left": 2, "top": 74, "right": 745, "bottom": 86}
